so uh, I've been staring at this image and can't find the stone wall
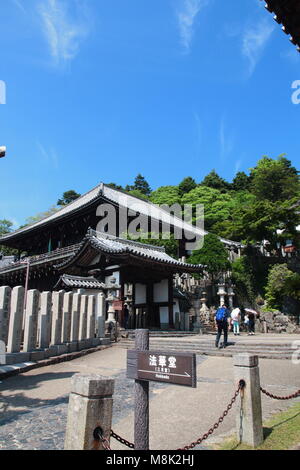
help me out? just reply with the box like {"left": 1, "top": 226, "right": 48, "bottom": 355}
{"left": 258, "top": 311, "right": 300, "bottom": 334}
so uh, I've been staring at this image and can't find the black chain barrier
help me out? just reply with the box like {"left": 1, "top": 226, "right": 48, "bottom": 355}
{"left": 177, "top": 380, "right": 246, "bottom": 451}
{"left": 110, "top": 430, "right": 135, "bottom": 449}
{"left": 260, "top": 386, "right": 300, "bottom": 401}
{"left": 96, "top": 380, "right": 247, "bottom": 451}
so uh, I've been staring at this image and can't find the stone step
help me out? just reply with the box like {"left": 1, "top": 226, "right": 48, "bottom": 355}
{"left": 117, "top": 339, "right": 295, "bottom": 359}
{"left": 119, "top": 339, "right": 294, "bottom": 350}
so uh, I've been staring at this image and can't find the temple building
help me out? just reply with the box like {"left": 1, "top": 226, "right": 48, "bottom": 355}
{"left": 0, "top": 182, "right": 241, "bottom": 329}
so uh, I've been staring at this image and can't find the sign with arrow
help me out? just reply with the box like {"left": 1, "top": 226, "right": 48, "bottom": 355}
{"left": 127, "top": 350, "right": 197, "bottom": 388}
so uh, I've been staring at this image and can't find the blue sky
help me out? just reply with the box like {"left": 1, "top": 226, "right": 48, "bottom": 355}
{"left": 0, "top": 0, "right": 300, "bottom": 227}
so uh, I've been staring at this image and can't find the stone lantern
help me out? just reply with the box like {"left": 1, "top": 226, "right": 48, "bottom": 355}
{"left": 217, "top": 281, "right": 227, "bottom": 307}
{"left": 105, "top": 277, "right": 121, "bottom": 326}
{"left": 227, "top": 283, "right": 235, "bottom": 309}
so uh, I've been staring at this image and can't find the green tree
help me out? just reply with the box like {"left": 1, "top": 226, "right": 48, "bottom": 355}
{"left": 23, "top": 206, "right": 60, "bottom": 226}
{"left": 178, "top": 177, "right": 197, "bottom": 196}
{"left": 150, "top": 186, "right": 180, "bottom": 205}
{"left": 250, "top": 156, "right": 300, "bottom": 203}
{"left": 107, "top": 182, "right": 124, "bottom": 191}
{"left": 231, "top": 256, "right": 255, "bottom": 305}
{"left": 265, "top": 264, "right": 300, "bottom": 310}
{"left": 57, "top": 190, "right": 81, "bottom": 206}
{"left": 232, "top": 172, "right": 251, "bottom": 191}
{"left": 181, "top": 186, "right": 233, "bottom": 231}
{"left": 0, "top": 219, "right": 18, "bottom": 256}
{"left": 187, "top": 233, "right": 230, "bottom": 280}
{"left": 201, "top": 170, "right": 230, "bottom": 192}
{"left": 125, "top": 231, "right": 179, "bottom": 258}
{"left": 126, "top": 174, "right": 152, "bottom": 196}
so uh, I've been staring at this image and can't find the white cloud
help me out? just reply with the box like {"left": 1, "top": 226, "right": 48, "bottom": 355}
{"left": 37, "top": 0, "right": 91, "bottom": 66}
{"left": 12, "top": 0, "right": 26, "bottom": 13}
{"left": 242, "top": 18, "right": 274, "bottom": 77}
{"left": 37, "top": 141, "right": 59, "bottom": 169}
{"left": 176, "top": 0, "right": 210, "bottom": 53}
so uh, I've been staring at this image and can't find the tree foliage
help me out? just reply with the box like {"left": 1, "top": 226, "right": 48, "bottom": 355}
{"left": 187, "top": 233, "right": 231, "bottom": 279}
{"left": 57, "top": 190, "right": 81, "bottom": 206}
{"left": 265, "top": 264, "right": 300, "bottom": 310}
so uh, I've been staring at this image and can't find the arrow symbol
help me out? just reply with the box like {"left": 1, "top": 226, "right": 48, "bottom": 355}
{"left": 138, "top": 369, "right": 191, "bottom": 379}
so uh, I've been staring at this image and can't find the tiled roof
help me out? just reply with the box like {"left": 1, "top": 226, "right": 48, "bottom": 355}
{"left": 0, "top": 182, "right": 242, "bottom": 248}
{"left": 263, "top": 0, "right": 300, "bottom": 51}
{"left": 54, "top": 274, "right": 105, "bottom": 290}
{"left": 56, "top": 230, "right": 204, "bottom": 273}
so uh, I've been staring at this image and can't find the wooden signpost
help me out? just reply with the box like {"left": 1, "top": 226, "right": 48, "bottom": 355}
{"left": 127, "top": 329, "right": 197, "bottom": 450}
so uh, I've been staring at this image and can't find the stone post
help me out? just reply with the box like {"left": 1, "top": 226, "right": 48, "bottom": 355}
{"left": 0, "top": 286, "right": 11, "bottom": 345}
{"left": 23, "top": 289, "right": 40, "bottom": 353}
{"left": 0, "top": 340, "right": 5, "bottom": 365}
{"left": 50, "top": 290, "right": 68, "bottom": 356}
{"left": 62, "top": 292, "right": 73, "bottom": 344}
{"left": 39, "top": 292, "right": 52, "bottom": 349}
{"left": 234, "top": 354, "right": 264, "bottom": 447}
{"left": 78, "top": 295, "right": 88, "bottom": 349}
{"left": 96, "top": 292, "right": 106, "bottom": 338}
{"left": 70, "top": 293, "right": 81, "bottom": 343}
{"left": 7, "top": 286, "right": 25, "bottom": 354}
{"left": 64, "top": 374, "right": 114, "bottom": 450}
{"left": 87, "top": 295, "right": 99, "bottom": 347}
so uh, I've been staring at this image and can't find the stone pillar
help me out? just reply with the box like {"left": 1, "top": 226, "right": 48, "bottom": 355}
{"left": 96, "top": 292, "right": 106, "bottom": 338}
{"left": 51, "top": 290, "right": 64, "bottom": 346}
{"left": 87, "top": 295, "right": 99, "bottom": 347}
{"left": 39, "top": 292, "right": 52, "bottom": 349}
{"left": 0, "top": 340, "right": 5, "bottom": 365}
{"left": 64, "top": 374, "right": 114, "bottom": 450}
{"left": 78, "top": 295, "right": 88, "bottom": 349}
{"left": 70, "top": 293, "right": 81, "bottom": 343}
{"left": 7, "top": 286, "right": 25, "bottom": 354}
{"left": 234, "top": 354, "right": 264, "bottom": 448}
{"left": 62, "top": 292, "right": 73, "bottom": 344}
{"left": 23, "top": 289, "right": 40, "bottom": 353}
{"left": 0, "top": 286, "right": 11, "bottom": 345}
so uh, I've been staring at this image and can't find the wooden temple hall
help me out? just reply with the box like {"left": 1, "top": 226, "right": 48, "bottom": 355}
{"left": 0, "top": 183, "right": 241, "bottom": 330}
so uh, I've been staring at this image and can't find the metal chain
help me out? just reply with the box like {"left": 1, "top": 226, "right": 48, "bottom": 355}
{"left": 110, "top": 430, "right": 135, "bottom": 449}
{"left": 177, "top": 380, "right": 245, "bottom": 451}
{"left": 260, "top": 386, "right": 300, "bottom": 401}
{"left": 93, "top": 427, "right": 112, "bottom": 450}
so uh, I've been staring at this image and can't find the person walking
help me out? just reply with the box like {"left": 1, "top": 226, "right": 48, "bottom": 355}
{"left": 215, "top": 304, "right": 230, "bottom": 349}
{"left": 245, "top": 309, "right": 257, "bottom": 335}
{"left": 231, "top": 307, "right": 241, "bottom": 336}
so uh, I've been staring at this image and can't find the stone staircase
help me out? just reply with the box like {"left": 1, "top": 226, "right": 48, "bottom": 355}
{"left": 116, "top": 331, "right": 297, "bottom": 360}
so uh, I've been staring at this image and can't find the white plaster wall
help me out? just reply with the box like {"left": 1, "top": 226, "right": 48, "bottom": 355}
{"left": 135, "top": 283, "right": 146, "bottom": 305}
{"left": 153, "top": 279, "right": 168, "bottom": 302}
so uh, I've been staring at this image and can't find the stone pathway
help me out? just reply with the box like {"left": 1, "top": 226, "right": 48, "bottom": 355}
{"left": 0, "top": 347, "right": 299, "bottom": 450}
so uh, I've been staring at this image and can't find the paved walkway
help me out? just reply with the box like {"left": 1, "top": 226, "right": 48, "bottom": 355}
{"left": 0, "top": 343, "right": 299, "bottom": 450}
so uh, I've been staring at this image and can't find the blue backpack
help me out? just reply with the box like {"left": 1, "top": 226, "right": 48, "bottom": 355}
{"left": 216, "top": 307, "right": 227, "bottom": 322}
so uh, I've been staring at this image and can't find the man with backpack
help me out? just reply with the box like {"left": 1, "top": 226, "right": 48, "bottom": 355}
{"left": 215, "top": 304, "right": 230, "bottom": 349}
